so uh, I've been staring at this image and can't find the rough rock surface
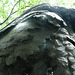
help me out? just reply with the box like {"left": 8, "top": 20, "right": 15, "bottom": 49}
{"left": 0, "top": 3, "right": 75, "bottom": 75}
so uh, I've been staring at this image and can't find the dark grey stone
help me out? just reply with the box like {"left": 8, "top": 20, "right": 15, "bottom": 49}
{"left": 0, "top": 3, "right": 75, "bottom": 75}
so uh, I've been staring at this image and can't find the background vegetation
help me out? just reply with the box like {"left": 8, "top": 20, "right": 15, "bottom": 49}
{"left": 0, "top": 0, "right": 75, "bottom": 29}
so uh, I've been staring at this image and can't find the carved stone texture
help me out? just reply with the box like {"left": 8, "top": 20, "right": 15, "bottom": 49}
{"left": 0, "top": 3, "right": 75, "bottom": 75}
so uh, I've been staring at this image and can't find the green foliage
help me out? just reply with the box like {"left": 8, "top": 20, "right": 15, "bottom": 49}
{"left": 0, "top": 0, "right": 75, "bottom": 29}
{"left": 55, "top": 0, "right": 75, "bottom": 8}
{"left": 0, "top": 0, "right": 42, "bottom": 28}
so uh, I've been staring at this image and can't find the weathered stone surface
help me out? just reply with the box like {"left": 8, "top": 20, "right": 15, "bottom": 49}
{"left": 0, "top": 3, "right": 75, "bottom": 75}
